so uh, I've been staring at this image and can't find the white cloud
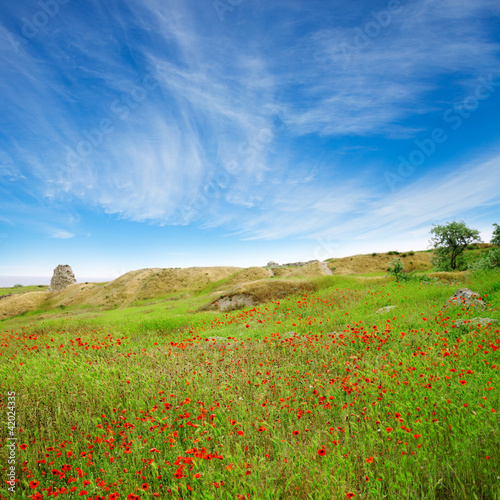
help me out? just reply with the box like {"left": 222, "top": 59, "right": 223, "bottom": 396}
{"left": 52, "top": 230, "right": 74, "bottom": 239}
{"left": 308, "top": 152, "right": 500, "bottom": 243}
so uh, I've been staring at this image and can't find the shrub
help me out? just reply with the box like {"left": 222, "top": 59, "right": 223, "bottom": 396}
{"left": 372, "top": 253, "right": 377, "bottom": 257}
{"left": 13, "top": 284, "right": 23, "bottom": 288}
{"left": 409, "top": 251, "right": 415, "bottom": 256}
{"left": 470, "top": 247, "right": 500, "bottom": 272}
{"left": 387, "top": 258, "right": 405, "bottom": 281}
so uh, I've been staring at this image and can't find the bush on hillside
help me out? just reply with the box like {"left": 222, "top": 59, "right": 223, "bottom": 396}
{"left": 387, "top": 258, "right": 410, "bottom": 281}
{"left": 470, "top": 246, "right": 500, "bottom": 272}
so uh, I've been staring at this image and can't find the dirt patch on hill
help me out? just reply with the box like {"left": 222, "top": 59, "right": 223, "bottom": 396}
{"left": 211, "top": 294, "right": 256, "bottom": 312}
{"left": 132, "top": 267, "right": 242, "bottom": 301}
{"left": 206, "top": 279, "right": 318, "bottom": 311}
{"left": 223, "top": 267, "right": 273, "bottom": 287}
{"left": 329, "top": 251, "right": 432, "bottom": 275}
{"left": 0, "top": 291, "right": 50, "bottom": 320}
{"left": 271, "top": 261, "right": 333, "bottom": 278}
{"left": 428, "top": 271, "right": 468, "bottom": 282}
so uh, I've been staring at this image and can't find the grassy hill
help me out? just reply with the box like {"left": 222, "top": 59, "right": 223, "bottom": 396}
{"left": 2, "top": 246, "right": 497, "bottom": 324}
{"left": 0, "top": 251, "right": 499, "bottom": 499}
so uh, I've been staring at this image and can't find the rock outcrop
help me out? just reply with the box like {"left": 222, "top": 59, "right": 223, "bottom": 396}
{"left": 49, "top": 265, "right": 76, "bottom": 292}
{"left": 266, "top": 260, "right": 318, "bottom": 268}
{"left": 375, "top": 305, "right": 396, "bottom": 314}
{"left": 456, "top": 317, "right": 497, "bottom": 328}
{"left": 446, "top": 288, "right": 485, "bottom": 309}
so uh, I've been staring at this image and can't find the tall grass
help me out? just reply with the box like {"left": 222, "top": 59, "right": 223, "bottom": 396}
{"left": 1, "top": 272, "right": 499, "bottom": 499}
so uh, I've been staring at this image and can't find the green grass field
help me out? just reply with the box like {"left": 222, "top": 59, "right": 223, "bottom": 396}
{"left": 0, "top": 285, "right": 48, "bottom": 297}
{"left": 1, "top": 270, "right": 499, "bottom": 499}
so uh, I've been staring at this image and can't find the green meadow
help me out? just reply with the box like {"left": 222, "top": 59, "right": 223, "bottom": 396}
{"left": 1, "top": 270, "right": 499, "bottom": 499}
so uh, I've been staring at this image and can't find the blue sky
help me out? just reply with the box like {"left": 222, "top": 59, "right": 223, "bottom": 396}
{"left": 1, "top": 0, "right": 500, "bottom": 284}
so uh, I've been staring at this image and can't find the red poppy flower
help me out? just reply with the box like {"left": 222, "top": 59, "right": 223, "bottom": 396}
{"left": 365, "top": 456, "right": 374, "bottom": 463}
{"left": 29, "top": 480, "right": 40, "bottom": 489}
{"left": 386, "top": 427, "right": 392, "bottom": 433}
{"left": 20, "top": 443, "right": 27, "bottom": 450}
{"left": 293, "top": 430, "right": 299, "bottom": 436}
{"left": 346, "top": 493, "right": 355, "bottom": 498}
{"left": 317, "top": 447, "right": 326, "bottom": 456}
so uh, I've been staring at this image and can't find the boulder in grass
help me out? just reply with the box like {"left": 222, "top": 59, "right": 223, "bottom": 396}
{"left": 456, "top": 317, "right": 497, "bottom": 328}
{"left": 49, "top": 265, "right": 77, "bottom": 292}
{"left": 375, "top": 305, "right": 396, "bottom": 314}
{"left": 447, "top": 288, "right": 485, "bottom": 309}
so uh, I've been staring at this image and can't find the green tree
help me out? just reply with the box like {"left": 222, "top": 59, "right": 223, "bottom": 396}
{"left": 429, "top": 221, "right": 481, "bottom": 271}
{"left": 492, "top": 223, "right": 500, "bottom": 246}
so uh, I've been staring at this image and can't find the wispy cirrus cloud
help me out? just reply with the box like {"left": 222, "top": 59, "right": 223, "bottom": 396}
{"left": 277, "top": 0, "right": 500, "bottom": 138}
{"left": 308, "top": 151, "right": 500, "bottom": 243}
{"left": 0, "top": 0, "right": 499, "bottom": 250}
